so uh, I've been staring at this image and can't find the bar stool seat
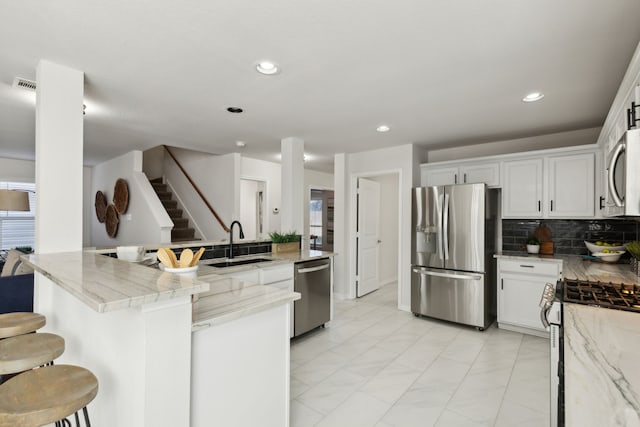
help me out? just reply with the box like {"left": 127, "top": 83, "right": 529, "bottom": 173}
{"left": 0, "top": 313, "right": 45, "bottom": 339}
{"left": 0, "top": 365, "right": 98, "bottom": 427}
{"left": 0, "top": 333, "right": 65, "bottom": 376}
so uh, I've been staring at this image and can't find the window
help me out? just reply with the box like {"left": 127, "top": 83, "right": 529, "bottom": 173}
{"left": 0, "top": 182, "right": 36, "bottom": 250}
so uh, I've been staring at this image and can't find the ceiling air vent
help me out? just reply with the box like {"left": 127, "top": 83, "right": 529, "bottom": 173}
{"left": 12, "top": 77, "right": 36, "bottom": 92}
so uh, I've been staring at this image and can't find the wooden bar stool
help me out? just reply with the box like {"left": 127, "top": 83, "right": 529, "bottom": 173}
{"left": 0, "top": 313, "right": 46, "bottom": 339}
{"left": 0, "top": 364, "right": 98, "bottom": 427}
{"left": 0, "top": 333, "right": 65, "bottom": 381}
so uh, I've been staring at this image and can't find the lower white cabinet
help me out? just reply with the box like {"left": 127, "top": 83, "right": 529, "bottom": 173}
{"left": 497, "top": 258, "right": 561, "bottom": 337}
{"left": 260, "top": 264, "right": 295, "bottom": 338}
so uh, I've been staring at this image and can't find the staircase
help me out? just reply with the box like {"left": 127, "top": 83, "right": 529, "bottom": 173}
{"left": 149, "top": 178, "right": 196, "bottom": 242}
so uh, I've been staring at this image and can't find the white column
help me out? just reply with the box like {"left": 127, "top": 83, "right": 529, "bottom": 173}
{"left": 333, "top": 153, "right": 347, "bottom": 298}
{"left": 280, "top": 137, "right": 304, "bottom": 236}
{"left": 35, "top": 60, "right": 84, "bottom": 254}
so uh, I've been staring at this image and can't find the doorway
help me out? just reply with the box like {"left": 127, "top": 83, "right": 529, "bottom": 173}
{"left": 239, "top": 178, "right": 266, "bottom": 240}
{"left": 353, "top": 172, "right": 400, "bottom": 302}
{"left": 309, "top": 189, "right": 334, "bottom": 251}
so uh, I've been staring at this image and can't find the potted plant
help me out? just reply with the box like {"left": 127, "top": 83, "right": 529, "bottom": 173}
{"left": 526, "top": 236, "right": 540, "bottom": 254}
{"left": 269, "top": 231, "right": 301, "bottom": 254}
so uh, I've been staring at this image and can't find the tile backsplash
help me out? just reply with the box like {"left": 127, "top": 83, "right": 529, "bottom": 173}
{"left": 502, "top": 219, "right": 640, "bottom": 255}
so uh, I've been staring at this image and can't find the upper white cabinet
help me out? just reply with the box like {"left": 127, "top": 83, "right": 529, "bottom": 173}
{"left": 502, "top": 153, "right": 596, "bottom": 219}
{"left": 422, "top": 162, "right": 500, "bottom": 187}
{"left": 547, "top": 153, "right": 595, "bottom": 218}
{"left": 502, "top": 159, "right": 543, "bottom": 218}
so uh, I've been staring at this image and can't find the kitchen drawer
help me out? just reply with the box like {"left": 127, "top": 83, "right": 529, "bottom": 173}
{"left": 498, "top": 259, "right": 560, "bottom": 277}
{"left": 260, "top": 264, "right": 294, "bottom": 285}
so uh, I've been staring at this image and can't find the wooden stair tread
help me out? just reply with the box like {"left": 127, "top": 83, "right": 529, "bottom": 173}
{"left": 0, "top": 313, "right": 46, "bottom": 339}
{"left": 0, "top": 365, "right": 98, "bottom": 426}
{"left": 0, "top": 333, "right": 65, "bottom": 375}
{"left": 148, "top": 178, "right": 197, "bottom": 243}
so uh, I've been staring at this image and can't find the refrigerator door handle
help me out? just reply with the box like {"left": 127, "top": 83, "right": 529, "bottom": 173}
{"left": 443, "top": 193, "right": 450, "bottom": 260}
{"left": 412, "top": 268, "right": 481, "bottom": 281}
{"left": 436, "top": 194, "right": 444, "bottom": 260}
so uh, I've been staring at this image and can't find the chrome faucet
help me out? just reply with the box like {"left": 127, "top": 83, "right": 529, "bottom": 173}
{"left": 229, "top": 220, "right": 244, "bottom": 259}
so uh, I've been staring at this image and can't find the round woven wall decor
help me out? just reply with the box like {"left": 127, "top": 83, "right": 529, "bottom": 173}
{"left": 113, "top": 178, "right": 129, "bottom": 214}
{"left": 105, "top": 204, "right": 119, "bottom": 237}
{"left": 94, "top": 191, "right": 107, "bottom": 223}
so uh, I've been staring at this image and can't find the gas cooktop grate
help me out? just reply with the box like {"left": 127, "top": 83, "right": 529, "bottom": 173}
{"left": 564, "top": 279, "right": 640, "bottom": 313}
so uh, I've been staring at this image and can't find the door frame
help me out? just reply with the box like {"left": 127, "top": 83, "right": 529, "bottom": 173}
{"left": 308, "top": 185, "right": 334, "bottom": 251}
{"left": 240, "top": 176, "right": 269, "bottom": 239}
{"left": 349, "top": 168, "right": 403, "bottom": 306}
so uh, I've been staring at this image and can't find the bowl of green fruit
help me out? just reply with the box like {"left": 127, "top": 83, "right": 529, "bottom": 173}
{"left": 584, "top": 240, "right": 626, "bottom": 254}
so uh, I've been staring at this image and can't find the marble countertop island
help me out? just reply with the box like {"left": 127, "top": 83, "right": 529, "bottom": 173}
{"left": 22, "top": 251, "right": 211, "bottom": 312}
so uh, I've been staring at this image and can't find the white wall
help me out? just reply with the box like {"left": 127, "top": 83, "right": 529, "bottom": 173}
{"left": 241, "top": 157, "right": 282, "bottom": 235}
{"left": 369, "top": 173, "right": 399, "bottom": 285}
{"left": 91, "top": 151, "right": 172, "bottom": 247}
{"left": 334, "top": 144, "right": 419, "bottom": 311}
{"left": 427, "top": 127, "right": 601, "bottom": 163}
{"left": 0, "top": 157, "right": 35, "bottom": 181}
{"left": 142, "top": 145, "right": 165, "bottom": 180}
{"left": 165, "top": 148, "right": 239, "bottom": 240}
{"left": 304, "top": 169, "right": 334, "bottom": 249}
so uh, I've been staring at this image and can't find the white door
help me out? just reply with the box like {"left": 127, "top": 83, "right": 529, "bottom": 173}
{"left": 356, "top": 178, "right": 381, "bottom": 297}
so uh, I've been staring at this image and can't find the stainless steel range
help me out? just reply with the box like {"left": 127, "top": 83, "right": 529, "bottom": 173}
{"left": 563, "top": 279, "right": 640, "bottom": 312}
{"left": 540, "top": 278, "right": 640, "bottom": 427}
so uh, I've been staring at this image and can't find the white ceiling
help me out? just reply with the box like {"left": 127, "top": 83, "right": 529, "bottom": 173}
{"left": 1, "top": 0, "right": 639, "bottom": 173}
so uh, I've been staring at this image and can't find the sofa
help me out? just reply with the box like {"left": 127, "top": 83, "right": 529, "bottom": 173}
{"left": 0, "top": 249, "right": 34, "bottom": 313}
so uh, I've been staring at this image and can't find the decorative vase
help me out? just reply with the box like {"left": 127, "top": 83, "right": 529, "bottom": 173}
{"left": 526, "top": 244, "right": 540, "bottom": 254}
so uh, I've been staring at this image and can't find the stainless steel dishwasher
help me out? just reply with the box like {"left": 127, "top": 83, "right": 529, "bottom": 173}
{"left": 294, "top": 258, "right": 331, "bottom": 337}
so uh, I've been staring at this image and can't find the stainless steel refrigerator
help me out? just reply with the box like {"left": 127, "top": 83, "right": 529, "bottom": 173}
{"left": 411, "top": 184, "right": 500, "bottom": 330}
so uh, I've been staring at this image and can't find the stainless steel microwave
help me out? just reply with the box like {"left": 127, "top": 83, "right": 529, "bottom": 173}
{"left": 605, "top": 129, "right": 640, "bottom": 216}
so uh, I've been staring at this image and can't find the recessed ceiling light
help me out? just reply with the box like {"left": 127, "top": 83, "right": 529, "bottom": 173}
{"left": 235, "top": 141, "right": 246, "bottom": 147}
{"left": 522, "top": 92, "right": 544, "bottom": 102}
{"left": 227, "top": 107, "right": 244, "bottom": 113}
{"left": 376, "top": 125, "right": 390, "bottom": 132}
{"left": 256, "top": 61, "right": 279, "bottom": 75}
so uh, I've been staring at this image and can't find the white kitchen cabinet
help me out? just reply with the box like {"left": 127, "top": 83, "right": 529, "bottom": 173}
{"left": 422, "top": 162, "right": 500, "bottom": 187}
{"left": 497, "top": 258, "right": 561, "bottom": 337}
{"left": 222, "top": 268, "right": 260, "bottom": 284}
{"left": 547, "top": 153, "right": 595, "bottom": 217}
{"left": 502, "top": 159, "right": 543, "bottom": 218}
{"left": 260, "top": 263, "right": 295, "bottom": 337}
{"left": 502, "top": 152, "right": 596, "bottom": 219}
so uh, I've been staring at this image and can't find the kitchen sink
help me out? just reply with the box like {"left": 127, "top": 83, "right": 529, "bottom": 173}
{"left": 205, "top": 257, "right": 273, "bottom": 268}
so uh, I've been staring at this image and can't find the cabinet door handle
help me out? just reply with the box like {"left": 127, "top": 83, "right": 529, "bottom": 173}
{"left": 550, "top": 200, "right": 554, "bottom": 212}
{"left": 599, "top": 196, "right": 605, "bottom": 210}
{"left": 463, "top": 173, "right": 467, "bottom": 183}
{"left": 501, "top": 278, "right": 504, "bottom": 290}
{"left": 520, "top": 265, "right": 535, "bottom": 268}
{"left": 454, "top": 174, "right": 458, "bottom": 184}
{"left": 538, "top": 201, "right": 541, "bottom": 212}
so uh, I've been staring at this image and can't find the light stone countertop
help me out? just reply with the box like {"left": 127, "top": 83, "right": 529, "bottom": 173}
{"left": 191, "top": 275, "right": 300, "bottom": 331}
{"left": 495, "top": 252, "right": 640, "bottom": 285}
{"left": 23, "top": 249, "right": 329, "bottom": 321}
{"left": 564, "top": 303, "right": 640, "bottom": 426}
{"left": 22, "top": 251, "right": 211, "bottom": 313}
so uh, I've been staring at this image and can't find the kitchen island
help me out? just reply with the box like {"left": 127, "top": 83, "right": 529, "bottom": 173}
{"left": 22, "top": 249, "right": 304, "bottom": 427}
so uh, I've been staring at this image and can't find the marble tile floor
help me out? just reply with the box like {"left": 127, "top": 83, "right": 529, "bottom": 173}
{"left": 290, "top": 282, "right": 550, "bottom": 427}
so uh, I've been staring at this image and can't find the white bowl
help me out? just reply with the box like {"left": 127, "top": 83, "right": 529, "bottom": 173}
{"left": 116, "top": 245, "right": 145, "bottom": 262}
{"left": 159, "top": 264, "right": 199, "bottom": 278}
{"left": 593, "top": 250, "right": 626, "bottom": 263}
{"left": 584, "top": 241, "right": 626, "bottom": 254}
